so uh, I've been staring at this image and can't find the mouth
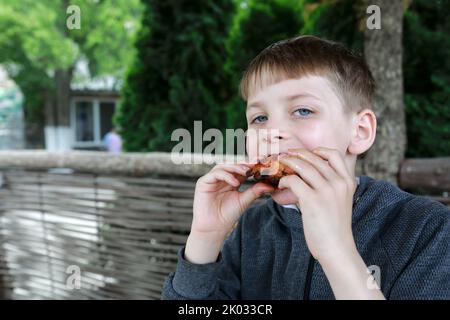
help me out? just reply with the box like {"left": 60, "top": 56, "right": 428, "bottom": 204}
{"left": 246, "top": 153, "right": 296, "bottom": 187}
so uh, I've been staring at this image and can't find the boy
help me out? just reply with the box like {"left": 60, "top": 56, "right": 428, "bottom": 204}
{"left": 162, "top": 36, "right": 450, "bottom": 299}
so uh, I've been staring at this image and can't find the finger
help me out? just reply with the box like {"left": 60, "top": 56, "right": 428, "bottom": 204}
{"left": 239, "top": 182, "right": 275, "bottom": 209}
{"left": 211, "top": 163, "right": 249, "bottom": 177}
{"left": 202, "top": 170, "right": 241, "bottom": 187}
{"left": 220, "top": 160, "right": 255, "bottom": 168}
{"left": 312, "top": 147, "right": 352, "bottom": 179}
{"left": 235, "top": 172, "right": 249, "bottom": 184}
{"left": 237, "top": 159, "right": 258, "bottom": 167}
{"left": 279, "top": 155, "right": 326, "bottom": 190}
{"left": 287, "top": 148, "right": 339, "bottom": 181}
{"left": 278, "top": 175, "right": 310, "bottom": 200}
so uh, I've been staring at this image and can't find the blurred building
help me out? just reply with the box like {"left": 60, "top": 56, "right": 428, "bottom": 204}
{"left": 45, "top": 60, "right": 121, "bottom": 151}
{"left": 0, "top": 66, "right": 25, "bottom": 150}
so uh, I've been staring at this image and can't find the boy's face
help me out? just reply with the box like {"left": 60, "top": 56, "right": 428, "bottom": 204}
{"left": 245, "top": 75, "right": 357, "bottom": 205}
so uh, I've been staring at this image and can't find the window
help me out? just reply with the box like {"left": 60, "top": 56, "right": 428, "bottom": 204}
{"left": 72, "top": 99, "right": 117, "bottom": 148}
{"left": 75, "top": 101, "right": 94, "bottom": 142}
{"left": 99, "top": 102, "right": 115, "bottom": 139}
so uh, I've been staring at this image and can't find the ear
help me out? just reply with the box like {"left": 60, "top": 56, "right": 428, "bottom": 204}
{"left": 347, "top": 109, "right": 377, "bottom": 156}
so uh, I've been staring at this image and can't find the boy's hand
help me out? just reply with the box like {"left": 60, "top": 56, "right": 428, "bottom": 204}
{"left": 185, "top": 163, "right": 274, "bottom": 264}
{"left": 278, "top": 147, "right": 358, "bottom": 264}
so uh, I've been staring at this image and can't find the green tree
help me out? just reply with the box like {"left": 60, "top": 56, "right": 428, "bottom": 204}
{"left": 224, "top": 0, "right": 305, "bottom": 130}
{"left": 0, "top": 0, "right": 142, "bottom": 145}
{"left": 302, "top": 0, "right": 363, "bottom": 52}
{"left": 116, "top": 0, "right": 235, "bottom": 152}
{"left": 403, "top": 0, "right": 450, "bottom": 157}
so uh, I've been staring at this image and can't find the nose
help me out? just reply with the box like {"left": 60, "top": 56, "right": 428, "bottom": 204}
{"left": 259, "top": 128, "right": 291, "bottom": 157}
{"left": 262, "top": 116, "right": 292, "bottom": 142}
{"left": 262, "top": 128, "right": 289, "bottom": 143}
{"left": 246, "top": 121, "right": 292, "bottom": 160}
{"left": 264, "top": 132, "right": 283, "bottom": 143}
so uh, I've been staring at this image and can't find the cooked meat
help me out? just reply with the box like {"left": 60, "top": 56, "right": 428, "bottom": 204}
{"left": 246, "top": 154, "right": 296, "bottom": 187}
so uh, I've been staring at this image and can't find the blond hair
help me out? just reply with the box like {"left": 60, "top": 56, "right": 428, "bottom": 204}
{"left": 239, "top": 35, "right": 375, "bottom": 112}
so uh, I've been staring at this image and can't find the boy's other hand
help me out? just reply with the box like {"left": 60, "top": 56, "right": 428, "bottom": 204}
{"left": 278, "top": 147, "right": 358, "bottom": 264}
{"left": 185, "top": 163, "right": 274, "bottom": 264}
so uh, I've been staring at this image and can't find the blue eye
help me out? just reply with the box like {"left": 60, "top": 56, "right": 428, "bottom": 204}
{"left": 251, "top": 115, "right": 268, "bottom": 124}
{"left": 293, "top": 108, "right": 313, "bottom": 117}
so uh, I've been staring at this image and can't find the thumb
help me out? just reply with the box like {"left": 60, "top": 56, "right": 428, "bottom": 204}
{"left": 239, "top": 182, "right": 275, "bottom": 210}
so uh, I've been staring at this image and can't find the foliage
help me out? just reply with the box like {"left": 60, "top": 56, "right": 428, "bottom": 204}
{"left": 223, "top": 0, "right": 305, "bottom": 130}
{"left": 116, "top": 0, "right": 235, "bottom": 151}
{"left": 403, "top": 0, "right": 450, "bottom": 156}
{"left": 0, "top": 0, "right": 142, "bottom": 124}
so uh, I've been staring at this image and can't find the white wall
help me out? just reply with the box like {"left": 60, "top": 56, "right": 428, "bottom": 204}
{"left": 44, "top": 126, "right": 73, "bottom": 151}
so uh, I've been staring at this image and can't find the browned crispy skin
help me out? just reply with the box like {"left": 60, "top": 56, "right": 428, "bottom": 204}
{"left": 246, "top": 155, "right": 296, "bottom": 187}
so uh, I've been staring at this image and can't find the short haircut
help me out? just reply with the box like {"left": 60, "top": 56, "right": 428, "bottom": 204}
{"left": 239, "top": 35, "right": 375, "bottom": 112}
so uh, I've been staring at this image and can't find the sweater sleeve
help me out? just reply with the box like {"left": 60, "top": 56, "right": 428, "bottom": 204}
{"left": 388, "top": 202, "right": 450, "bottom": 299}
{"left": 161, "top": 217, "right": 243, "bottom": 300}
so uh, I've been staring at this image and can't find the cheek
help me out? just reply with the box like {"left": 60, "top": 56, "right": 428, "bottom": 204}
{"left": 292, "top": 122, "right": 327, "bottom": 149}
{"left": 292, "top": 120, "right": 348, "bottom": 151}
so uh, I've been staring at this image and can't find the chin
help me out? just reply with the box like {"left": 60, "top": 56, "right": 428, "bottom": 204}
{"left": 270, "top": 188, "right": 299, "bottom": 206}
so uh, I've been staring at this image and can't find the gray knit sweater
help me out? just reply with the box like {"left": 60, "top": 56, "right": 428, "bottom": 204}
{"left": 162, "top": 175, "right": 450, "bottom": 299}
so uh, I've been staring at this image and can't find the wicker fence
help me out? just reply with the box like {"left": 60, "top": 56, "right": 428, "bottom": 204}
{"left": 0, "top": 151, "right": 215, "bottom": 300}
{"left": 0, "top": 151, "right": 448, "bottom": 300}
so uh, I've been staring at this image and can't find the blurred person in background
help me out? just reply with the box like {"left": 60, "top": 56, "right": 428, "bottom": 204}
{"left": 103, "top": 127, "right": 122, "bottom": 154}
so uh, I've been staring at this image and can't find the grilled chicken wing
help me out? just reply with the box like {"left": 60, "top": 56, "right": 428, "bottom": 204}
{"left": 246, "top": 154, "right": 296, "bottom": 187}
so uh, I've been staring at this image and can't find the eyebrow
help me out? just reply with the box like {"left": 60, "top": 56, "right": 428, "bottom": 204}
{"left": 247, "top": 93, "right": 322, "bottom": 110}
{"left": 246, "top": 102, "right": 263, "bottom": 111}
{"left": 285, "top": 93, "right": 321, "bottom": 102}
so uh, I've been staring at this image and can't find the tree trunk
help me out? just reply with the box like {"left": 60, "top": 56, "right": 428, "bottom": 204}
{"left": 44, "top": 68, "right": 73, "bottom": 151}
{"left": 356, "top": 0, "right": 406, "bottom": 185}
{"left": 54, "top": 69, "right": 72, "bottom": 128}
